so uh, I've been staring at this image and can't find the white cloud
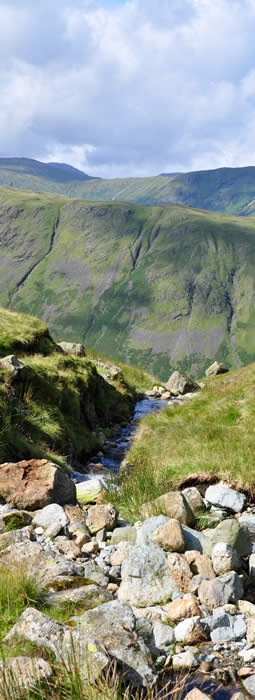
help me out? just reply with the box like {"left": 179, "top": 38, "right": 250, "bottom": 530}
{"left": 1, "top": 0, "right": 255, "bottom": 176}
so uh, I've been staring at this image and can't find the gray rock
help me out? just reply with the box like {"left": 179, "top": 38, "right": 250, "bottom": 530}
{"left": 0, "top": 526, "right": 31, "bottom": 549}
{"left": 0, "top": 355, "right": 34, "bottom": 382}
{"left": 141, "top": 492, "right": 195, "bottom": 525}
{"left": 243, "top": 675, "right": 255, "bottom": 697}
{"left": 174, "top": 616, "right": 207, "bottom": 644}
{"left": 205, "top": 485, "right": 246, "bottom": 514}
{"left": 118, "top": 544, "right": 178, "bottom": 607}
{"left": 212, "top": 542, "right": 241, "bottom": 575}
{"left": 46, "top": 584, "right": 113, "bottom": 608}
{"left": 57, "top": 342, "right": 86, "bottom": 356}
{"left": 151, "top": 622, "right": 175, "bottom": 654}
{"left": 165, "top": 371, "right": 201, "bottom": 396}
{"left": 189, "top": 574, "right": 208, "bottom": 595}
{"left": 201, "top": 612, "right": 246, "bottom": 642}
{"left": 111, "top": 526, "right": 137, "bottom": 545}
{"left": 218, "top": 572, "right": 244, "bottom": 603}
{"left": 32, "top": 504, "right": 69, "bottom": 537}
{"left": 172, "top": 650, "right": 198, "bottom": 669}
{"left": 198, "top": 578, "right": 233, "bottom": 609}
{"left": 182, "top": 525, "right": 210, "bottom": 554}
{"left": 239, "top": 514, "right": 255, "bottom": 538}
{"left": 71, "top": 600, "right": 155, "bottom": 687}
{"left": 205, "top": 361, "right": 229, "bottom": 376}
{"left": 0, "top": 541, "right": 86, "bottom": 590}
{"left": 207, "top": 518, "right": 252, "bottom": 556}
{"left": 0, "top": 656, "right": 52, "bottom": 694}
{"left": 4, "top": 607, "right": 108, "bottom": 682}
{"left": 136, "top": 516, "right": 169, "bottom": 545}
{"left": 83, "top": 561, "right": 109, "bottom": 587}
{"left": 182, "top": 487, "right": 205, "bottom": 513}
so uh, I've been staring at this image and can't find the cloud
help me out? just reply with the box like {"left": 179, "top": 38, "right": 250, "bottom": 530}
{"left": 1, "top": 0, "right": 255, "bottom": 176}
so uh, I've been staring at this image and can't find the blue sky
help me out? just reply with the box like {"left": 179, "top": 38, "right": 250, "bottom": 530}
{"left": 1, "top": 0, "right": 255, "bottom": 178}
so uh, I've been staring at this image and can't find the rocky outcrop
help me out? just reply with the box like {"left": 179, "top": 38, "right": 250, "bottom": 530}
{"left": 205, "top": 361, "right": 229, "bottom": 376}
{"left": 0, "top": 459, "right": 76, "bottom": 510}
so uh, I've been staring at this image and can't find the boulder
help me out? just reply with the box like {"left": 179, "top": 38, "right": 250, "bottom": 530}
{"left": 167, "top": 598, "right": 202, "bottom": 624}
{"left": 57, "top": 342, "right": 86, "bottom": 356}
{"left": 198, "top": 578, "right": 233, "bottom": 609}
{"left": 151, "top": 518, "right": 185, "bottom": 552}
{"left": 83, "top": 561, "right": 109, "bottom": 588}
{"left": 201, "top": 611, "right": 246, "bottom": 642}
{"left": 182, "top": 525, "right": 210, "bottom": 554}
{"left": 136, "top": 516, "right": 170, "bottom": 545}
{"left": 0, "top": 459, "right": 76, "bottom": 510}
{"left": 205, "top": 361, "right": 229, "bottom": 376}
{"left": 141, "top": 493, "right": 195, "bottom": 526}
{"left": 211, "top": 542, "right": 241, "bottom": 575}
{"left": 207, "top": 518, "right": 252, "bottom": 556}
{"left": 167, "top": 553, "right": 193, "bottom": 592}
{"left": 76, "top": 478, "right": 103, "bottom": 504}
{"left": 86, "top": 503, "right": 118, "bottom": 534}
{"left": 4, "top": 607, "right": 108, "bottom": 682}
{"left": 0, "top": 542, "right": 86, "bottom": 590}
{"left": 165, "top": 371, "right": 201, "bottom": 396}
{"left": 174, "top": 616, "right": 208, "bottom": 644}
{"left": 205, "top": 484, "right": 246, "bottom": 514}
{"left": 182, "top": 487, "right": 205, "bottom": 513}
{"left": 32, "top": 503, "right": 69, "bottom": 537}
{"left": 70, "top": 600, "right": 155, "bottom": 687}
{"left": 118, "top": 544, "right": 178, "bottom": 607}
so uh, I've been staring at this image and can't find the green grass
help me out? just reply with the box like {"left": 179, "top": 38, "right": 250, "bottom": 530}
{"left": 109, "top": 364, "right": 255, "bottom": 521}
{"left": 0, "top": 308, "right": 55, "bottom": 357}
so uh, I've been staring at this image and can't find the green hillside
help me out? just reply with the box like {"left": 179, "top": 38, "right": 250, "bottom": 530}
{"left": 3, "top": 159, "right": 255, "bottom": 214}
{"left": 1, "top": 186, "right": 255, "bottom": 379}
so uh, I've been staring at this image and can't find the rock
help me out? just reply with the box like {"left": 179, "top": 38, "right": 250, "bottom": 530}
{"left": 185, "top": 550, "right": 215, "bottom": 578}
{"left": 0, "top": 542, "right": 86, "bottom": 590}
{"left": 231, "top": 693, "right": 247, "bottom": 700}
{"left": 0, "top": 526, "right": 31, "bottom": 549}
{"left": 46, "top": 584, "right": 113, "bottom": 608}
{"left": 32, "top": 503, "right": 69, "bottom": 537}
{"left": 205, "top": 361, "right": 229, "bottom": 376}
{"left": 86, "top": 503, "right": 118, "bottom": 534}
{"left": 110, "top": 542, "right": 132, "bottom": 566}
{"left": 111, "top": 526, "right": 137, "bottom": 545}
{"left": 0, "top": 355, "right": 34, "bottom": 382}
{"left": 69, "top": 525, "right": 90, "bottom": 549}
{"left": 83, "top": 561, "right": 109, "bottom": 588}
{"left": 167, "top": 598, "right": 202, "bottom": 623}
{"left": 247, "top": 617, "right": 255, "bottom": 643}
{"left": 165, "top": 371, "right": 201, "bottom": 396}
{"left": 205, "top": 485, "right": 246, "bottom": 514}
{"left": 174, "top": 616, "right": 208, "bottom": 644}
{"left": 167, "top": 553, "right": 193, "bottom": 592}
{"left": 172, "top": 650, "right": 198, "bottom": 670}
{"left": 182, "top": 487, "right": 205, "bottom": 513}
{"left": 182, "top": 525, "right": 210, "bottom": 554}
{"left": 189, "top": 575, "right": 208, "bottom": 595}
{"left": 76, "top": 478, "right": 103, "bottom": 504}
{"left": 249, "top": 553, "right": 255, "bottom": 576}
{"left": 54, "top": 536, "right": 80, "bottom": 559}
{"left": 0, "top": 656, "right": 52, "bottom": 694}
{"left": 4, "top": 607, "right": 108, "bottom": 682}
{"left": 0, "top": 459, "right": 76, "bottom": 510}
{"left": 151, "top": 622, "right": 175, "bottom": 653}
{"left": 64, "top": 504, "right": 87, "bottom": 525}
{"left": 218, "top": 572, "right": 244, "bottom": 603}
{"left": 239, "top": 600, "right": 255, "bottom": 616}
{"left": 198, "top": 578, "right": 233, "bottom": 609}
{"left": 243, "top": 675, "right": 255, "bottom": 697}
{"left": 141, "top": 493, "right": 195, "bottom": 525}
{"left": 1, "top": 509, "right": 32, "bottom": 528}
{"left": 70, "top": 600, "right": 155, "bottom": 687}
{"left": 201, "top": 612, "right": 246, "bottom": 642}
{"left": 118, "top": 544, "right": 178, "bottom": 607}
{"left": 207, "top": 518, "right": 252, "bottom": 556}
{"left": 212, "top": 542, "right": 241, "bottom": 575}
{"left": 239, "top": 648, "right": 255, "bottom": 663}
{"left": 184, "top": 690, "right": 211, "bottom": 700}
{"left": 136, "top": 516, "right": 170, "bottom": 545}
{"left": 82, "top": 541, "right": 99, "bottom": 554}
{"left": 57, "top": 342, "right": 86, "bottom": 356}
{"left": 151, "top": 519, "right": 185, "bottom": 552}
{"left": 239, "top": 513, "right": 255, "bottom": 538}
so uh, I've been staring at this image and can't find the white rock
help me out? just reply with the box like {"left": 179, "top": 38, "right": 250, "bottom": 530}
{"left": 172, "top": 650, "right": 198, "bottom": 670}
{"left": 76, "top": 478, "right": 103, "bottom": 503}
{"left": 212, "top": 542, "right": 241, "bottom": 575}
{"left": 32, "top": 504, "right": 68, "bottom": 537}
{"left": 205, "top": 485, "right": 246, "bottom": 514}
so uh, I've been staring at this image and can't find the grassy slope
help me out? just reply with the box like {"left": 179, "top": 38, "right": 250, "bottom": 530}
{"left": 111, "top": 363, "right": 255, "bottom": 521}
{"left": 3, "top": 159, "right": 255, "bottom": 214}
{"left": 0, "top": 308, "right": 153, "bottom": 467}
{"left": 2, "top": 187, "right": 255, "bottom": 379}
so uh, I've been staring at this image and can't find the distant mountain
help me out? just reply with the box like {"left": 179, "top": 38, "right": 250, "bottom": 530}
{"left": 1, "top": 159, "right": 255, "bottom": 215}
{"left": 1, "top": 186, "right": 255, "bottom": 380}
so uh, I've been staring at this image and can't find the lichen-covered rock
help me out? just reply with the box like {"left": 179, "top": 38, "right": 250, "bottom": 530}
{"left": 76, "top": 478, "right": 103, "bottom": 504}
{"left": 0, "top": 459, "right": 76, "bottom": 510}
{"left": 46, "top": 585, "right": 113, "bottom": 608}
{"left": 70, "top": 600, "right": 155, "bottom": 687}
{"left": 165, "top": 371, "right": 201, "bottom": 396}
{"left": 141, "top": 493, "right": 195, "bottom": 525}
{"left": 86, "top": 503, "right": 118, "bottom": 534}
{"left": 118, "top": 544, "right": 178, "bottom": 607}
{"left": 151, "top": 518, "right": 185, "bottom": 552}
{"left": 0, "top": 656, "right": 52, "bottom": 694}
{"left": 0, "top": 542, "right": 86, "bottom": 590}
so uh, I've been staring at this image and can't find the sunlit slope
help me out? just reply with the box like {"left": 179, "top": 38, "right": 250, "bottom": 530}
{"left": 1, "top": 187, "right": 255, "bottom": 379}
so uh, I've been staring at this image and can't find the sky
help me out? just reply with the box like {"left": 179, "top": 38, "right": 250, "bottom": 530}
{"left": 1, "top": 0, "right": 255, "bottom": 178}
